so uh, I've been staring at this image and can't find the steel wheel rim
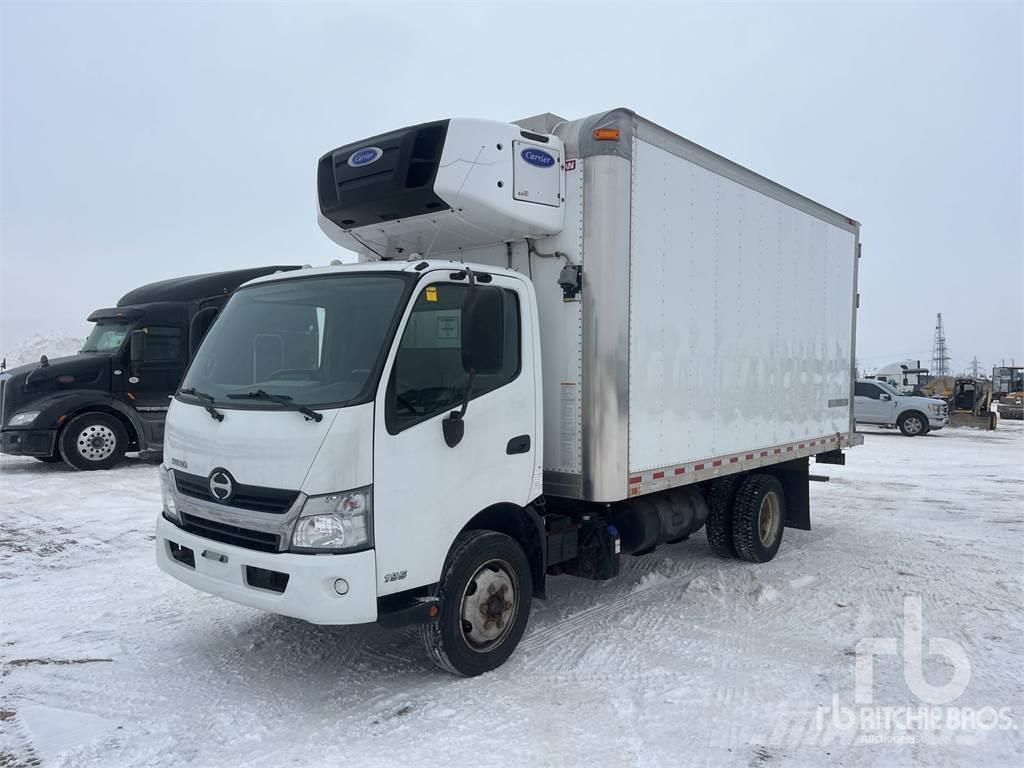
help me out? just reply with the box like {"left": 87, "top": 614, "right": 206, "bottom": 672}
{"left": 459, "top": 558, "right": 518, "bottom": 653}
{"left": 758, "top": 491, "right": 781, "bottom": 547}
{"left": 76, "top": 424, "right": 117, "bottom": 461}
{"left": 906, "top": 417, "right": 923, "bottom": 434}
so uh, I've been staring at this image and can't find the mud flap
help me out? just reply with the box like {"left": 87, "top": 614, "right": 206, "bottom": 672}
{"left": 770, "top": 458, "right": 811, "bottom": 531}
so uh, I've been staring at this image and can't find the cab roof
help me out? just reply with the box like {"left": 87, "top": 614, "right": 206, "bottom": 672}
{"left": 116, "top": 266, "right": 300, "bottom": 307}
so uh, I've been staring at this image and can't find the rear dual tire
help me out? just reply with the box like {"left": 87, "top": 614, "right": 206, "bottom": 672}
{"left": 705, "top": 473, "right": 786, "bottom": 563}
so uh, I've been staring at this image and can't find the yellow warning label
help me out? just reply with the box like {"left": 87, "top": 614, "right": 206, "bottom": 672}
{"left": 425, "top": 286, "right": 438, "bottom": 302}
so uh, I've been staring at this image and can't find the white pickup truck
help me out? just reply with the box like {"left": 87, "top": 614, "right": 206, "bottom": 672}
{"left": 854, "top": 378, "right": 948, "bottom": 435}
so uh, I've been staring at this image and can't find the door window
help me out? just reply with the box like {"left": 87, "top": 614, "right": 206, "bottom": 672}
{"left": 143, "top": 326, "right": 183, "bottom": 362}
{"left": 388, "top": 282, "right": 520, "bottom": 433}
{"left": 854, "top": 382, "right": 884, "bottom": 400}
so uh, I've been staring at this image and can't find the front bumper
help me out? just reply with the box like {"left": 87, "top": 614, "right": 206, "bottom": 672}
{"left": 0, "top": 428, "right": 57, "bottom": 457}
{"left": 156, "top": 515, "right": 378, "bottom": 624}
{"left": 928, "top": 414, "right": 949, "bottom": 429}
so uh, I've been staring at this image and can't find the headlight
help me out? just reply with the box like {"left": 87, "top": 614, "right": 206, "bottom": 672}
{"left": 161, "top": 468, "right": 179, "bottom": 523}
{"left": 290, "top": 487, "right": 372, "bottom": 553}
{"left": 7, "top": 410, "right": 41, "bottom": 427}
{"left": 928, "top": 403, "right": 942, "bottom": 414}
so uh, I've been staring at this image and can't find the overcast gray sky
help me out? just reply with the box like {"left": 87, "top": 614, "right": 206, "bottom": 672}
{"left": 2, "top": 0, "right": 1021, "bottom": 373}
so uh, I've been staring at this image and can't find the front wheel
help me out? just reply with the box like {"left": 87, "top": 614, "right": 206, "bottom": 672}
{"left": 898, "top": 412, "right": 927, "bottom": 436}
{"left": 59, "top": 412, "right": 128, "bottom": 471}
{"left": 420, "top": 530, "right": 532, "bottom": 677}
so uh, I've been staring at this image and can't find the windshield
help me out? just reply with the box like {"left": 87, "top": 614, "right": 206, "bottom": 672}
{"left": 875, "top": 380, "right": 902, "bottom": 397}
{"left": 180, "top": 274, "right": 410, "bottom": 408}
{"left": 81, "top": 319, "right": 134, "bottom": 352}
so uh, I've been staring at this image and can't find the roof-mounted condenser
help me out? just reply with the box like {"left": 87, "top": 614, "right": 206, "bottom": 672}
{"left": 318, "top": 118, "right": 566, "bottom": 259}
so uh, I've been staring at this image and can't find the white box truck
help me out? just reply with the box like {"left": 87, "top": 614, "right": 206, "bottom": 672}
{"left": 155, "top": 109, "right": 862, "bottom": 676}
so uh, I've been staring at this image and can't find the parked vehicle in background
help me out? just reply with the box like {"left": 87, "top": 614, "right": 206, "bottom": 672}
{"left": 155, "top": 109, "right": 862, "bottom": 676}
{"left": 0, "top": 266, "right": 298, "bottom": 470}
{"left": 992, "top": 366, "right": 1023, "bottom": 420}
{"left": 948, "top": 378, "right": 997, "bottom": 430}
{"left": 854, "top": 378, "right": 948, "bottom": 435}
{"left": 864, "top": 359, "right": 930, "bottom": 395}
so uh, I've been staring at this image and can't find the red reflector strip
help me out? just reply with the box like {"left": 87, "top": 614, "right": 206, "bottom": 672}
{"left": 799, "top": 444, "right": 805, "bottom": 449}
{"left": 729, "top": 457, "right": 738, "bottom": 464}
{"left": 629, "top": 476, "right": 641, "bottom": 485}
{"left": 810, "top": 441, "right": 816, "bottom": 447}
{"left": 674, "top": 467, "right": 685, "bottom": 475}
{"left": 787, "top": 446, "right": 794, "bottom": 452}
{"left": 712, "top": 460, "right": 722, "bottom": 467}
{"left": 745, "top": 453, "right": 754, "bottom": 460}
{"left": 652, "top": 471, "right": 665, "bottom": 480}
{"left": 774, "top": 448, "right": 781, "bottom": 455}
{"left": 695, "top": 463, "right": 705, "bottom": 471}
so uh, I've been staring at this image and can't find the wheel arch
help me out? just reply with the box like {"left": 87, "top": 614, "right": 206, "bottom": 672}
{"left": 65, "top": 401, "right": 143, "bottom": 450}
{"left": 460, "top": 502, "right": 546, "bottom": 599}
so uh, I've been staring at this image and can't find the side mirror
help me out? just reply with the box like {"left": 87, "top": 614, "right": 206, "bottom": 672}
{"left": 879, "top": 393, "right": 891, "bottom": 401}
{"left": 461, "top": 286, "right": 505, "bottom": 375}
{"left": 442, "top": 285, "right": 506, "bottom": 449}
{"left": 129, "top": 330, "right": 147, "bottom": 366}
{"left": 189, "top": 307, "right": 219, "bottom": 358}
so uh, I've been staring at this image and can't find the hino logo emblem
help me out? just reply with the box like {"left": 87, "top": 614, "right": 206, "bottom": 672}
{"left": 209, "top": 468, "right": 234, "bottom": 502}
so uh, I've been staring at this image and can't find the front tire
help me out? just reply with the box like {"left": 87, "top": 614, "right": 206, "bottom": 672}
{"left": 732, "top": 474, "right": 786, "bottom": 563}
{"left": 59, "top": 412, "right": 128, "bottom": 471}
{"left": 898, "top": 411, "right": 927, "bottom": 436}
{"left": 420, "top": 530, "right": 532, "bottom": 677}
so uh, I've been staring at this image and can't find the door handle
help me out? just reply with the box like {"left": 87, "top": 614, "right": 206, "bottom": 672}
{"left": 506, "top": 435, "right": 530, "bottom": 455}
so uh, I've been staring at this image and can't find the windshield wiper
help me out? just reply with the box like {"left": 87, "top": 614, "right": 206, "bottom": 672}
{"left": 179, "top": 387, "right": 224, "bottom": 422}
{"left": 226, "top": 389, "right": 324, "bottom": 422}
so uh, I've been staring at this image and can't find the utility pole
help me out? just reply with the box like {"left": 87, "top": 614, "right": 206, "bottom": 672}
{"left": 931, "top": 313, "right": 951, "bottom": 379}
{"left": 969, "top": 356, "right": 981, "bottom": 378}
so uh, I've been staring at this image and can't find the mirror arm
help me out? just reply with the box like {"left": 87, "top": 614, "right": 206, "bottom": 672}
{"left": 456, "top": 369, "right": 477, "bottom": 419}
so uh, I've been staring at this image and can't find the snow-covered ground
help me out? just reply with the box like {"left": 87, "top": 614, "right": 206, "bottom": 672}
{"left": 1, "top": 425, "right": 1021, "bottom": 767}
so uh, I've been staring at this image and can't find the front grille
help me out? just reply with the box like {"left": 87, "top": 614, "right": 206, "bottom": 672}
{"left": 174, "top": 471, "right": 298, "bottom": 514}
{"left": 179, "top": 513, "right": 280, "bottom": 553}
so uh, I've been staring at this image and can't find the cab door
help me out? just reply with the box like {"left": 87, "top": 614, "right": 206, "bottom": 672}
{"left": 855, "top": 381, "right": 895, "bottom": 424}
{"left": 372, "top": 272, "right": 539, "bottom": 595}
{"left": 130, "top": 323, "right": 186, "bottom": 410}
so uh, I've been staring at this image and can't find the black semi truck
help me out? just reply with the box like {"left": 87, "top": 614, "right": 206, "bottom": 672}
{"left": 0, "top": 266, "right": 298, "bottom": 470}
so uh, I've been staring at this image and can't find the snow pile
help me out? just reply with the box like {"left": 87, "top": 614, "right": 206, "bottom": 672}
{"left": 2, "top": 332, "right": 85, "bottom": 369}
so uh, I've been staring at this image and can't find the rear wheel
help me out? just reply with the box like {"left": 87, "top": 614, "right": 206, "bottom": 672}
{"left": 731, "top": 474, "right": 786, "bottom": 563}
{"left": 420, "top": 530, "right": 532, "bottom": 677}
{"left": 59, "top": 413, "right": 128, "bottom": 471}
{"left": 898, "top": 411, "right": 927, "bottom": 436}
{"left": 705, "top": 476, "right": 741, "bottom": 558}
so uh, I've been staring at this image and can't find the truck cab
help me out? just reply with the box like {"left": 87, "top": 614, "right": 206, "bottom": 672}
{"left": 0, "top": 266, "right": 297, "bottom": 469}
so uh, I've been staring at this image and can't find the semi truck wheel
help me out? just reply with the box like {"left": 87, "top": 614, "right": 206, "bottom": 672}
{"left": 705, "top": 476, "right": 741, "bottom": 558}
{"left": 59, "top": 413, "right": 128, "bottom": 471}
{"left": 898, "top": 412, "right": 927, "bottom": 436}
{"left": 731, "top": 474, "right": 786, "bottom": 563}
{"left": 420, "top": 530, "right": 532, "bottom": 677}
